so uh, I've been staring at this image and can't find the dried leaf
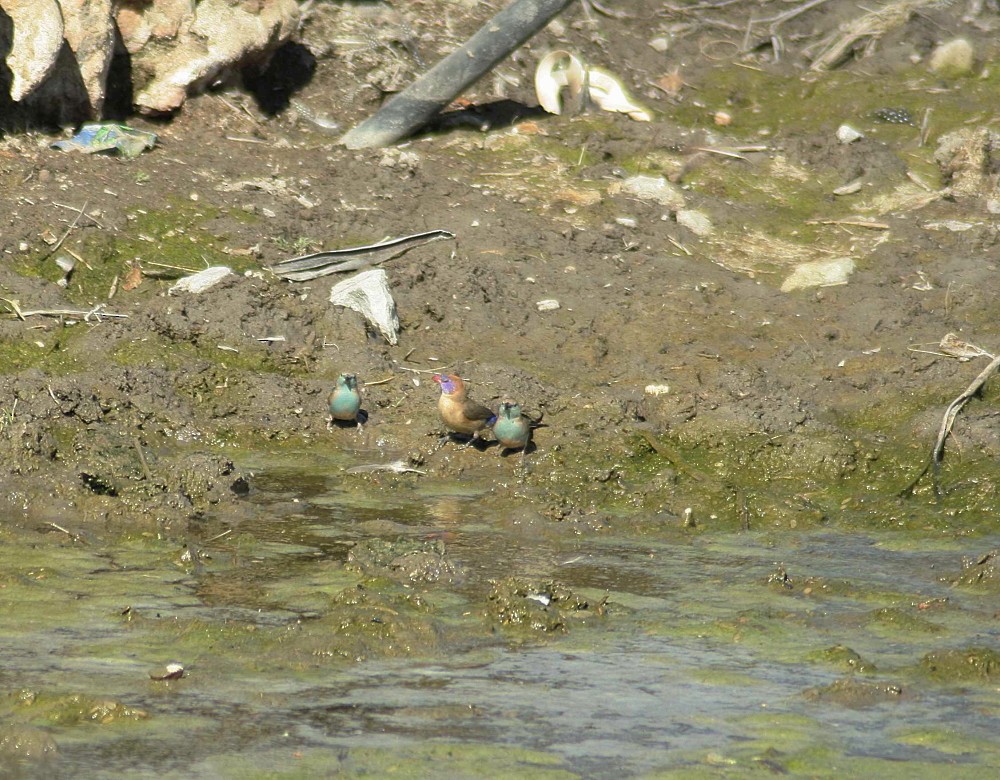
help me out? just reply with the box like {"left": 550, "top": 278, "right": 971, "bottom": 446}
{"left": 122, "top": 262, "right": 143, "bottom": 291}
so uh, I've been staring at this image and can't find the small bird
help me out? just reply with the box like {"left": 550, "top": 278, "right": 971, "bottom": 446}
{"left": 433, "top": 373, "right": 496, "bottom": 445}
{"left": 327, "top": 373, "right": 363, "bottom": 430}
{"left": 493, "top": 399, "right": 544, "bottom": 464}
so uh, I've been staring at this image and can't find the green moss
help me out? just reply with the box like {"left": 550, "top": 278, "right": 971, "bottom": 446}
{"left": 15, "top": 200, "right": 263, "bottom": 307}
{"left": 920, "top": 647, "right": 1000, "bottom": 683}
{"left": 809, "top": 645, "right": 877, "bottom": 674}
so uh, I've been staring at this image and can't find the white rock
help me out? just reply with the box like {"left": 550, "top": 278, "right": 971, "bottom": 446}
{"left": 836, "top": 124, "right": 864, "bottom": 144}
{"left": 922, "top": 220, "right": 978, "bottom": 232}
{"left": 644, "top": 384, "right": 670, "bottom": 396}
{"left": 929, "top": 38, "right": 974, "bottom": 77}
{"left": 3, "top": 0, "right": 63, "bottom": 101}
{"left": 780, "top": 257, "right": 855, "bottom": 292}
{"left": 676, "top": 209, "right": 713, "bottom": 236}
{"left": 648, "top": 37, "right": 670, "bottom": 53}
{"left": 168, "top": 266, "right": 233, "bottom": 295}
{"left": 611, "top": 175, "right": 685, "bottom": 210}
{"left": 536, "top": 299, "right": 560, "bottom": 312}
{"left": 330, "top": 268, "right": 400, "bottom": 345}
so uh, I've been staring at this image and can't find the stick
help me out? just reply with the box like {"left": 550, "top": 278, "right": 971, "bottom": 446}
{"left": 805, "top": 218, "right": 890, "bottom": 229}
{"left": 4, "top": 306, "right": 129, "bottom": 320}
{"left": 133, "top": 436, "right": 154, "bottom": 482}
{"left": 901, "top": 353, "right": 1000, "bottom": 497}
{"left": 340, "top": 0, "right": 576, "bottom": 149}
{"left": 41, "top": 200, "right": 88, "bottom": 261}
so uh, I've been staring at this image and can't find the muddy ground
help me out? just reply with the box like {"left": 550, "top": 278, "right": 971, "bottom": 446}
{"left": 1, "top": 0, "right": 1000, "bottom": 536}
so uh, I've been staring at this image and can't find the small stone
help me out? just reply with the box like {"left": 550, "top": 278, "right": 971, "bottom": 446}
{"left": 610, "top": 175, "right": 685, "bottom": 210}
{"left": 330, "top": 269, "right": 400, "bottom": 345}
{"left": 928, "top": 38, "right": 974, "bottom": 77}
{"left": 168, "top": 266, "right": 233, "bottom": 295}
{"left": 648, "top": 37, "right": 670, "bottom": 53}
{"left": 536, "top": 299, "right": 560, "bottom": 312}
{"left": 676, "top": 209, "right": 713, "bottom": 236}
{"left": 781, "top": 257, "right": 855, "bottom": 292}
{"left": 149, "top": 662, "right": 185, "bottom": 681}
{"left": 644, "top": 384, "right": 670, "bottom": 396}
{"left": 837, "top": 124, "right": 864, "bottom": 144}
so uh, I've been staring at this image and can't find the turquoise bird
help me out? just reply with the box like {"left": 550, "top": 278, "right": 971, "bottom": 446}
{"left": 327, "top": 373, "right": 363, "bottom": 430}
{"left": 493, "top": 399, "right": 543, "bottom": 463}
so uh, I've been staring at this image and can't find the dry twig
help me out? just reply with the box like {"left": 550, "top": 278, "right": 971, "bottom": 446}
{"left": 809, "top": 0, "right": 941, "bottom": 71}
{"left": 902, "top": 352, "right": 1000, "bottom": 497}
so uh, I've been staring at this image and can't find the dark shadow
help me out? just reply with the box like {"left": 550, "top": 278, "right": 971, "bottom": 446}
{"left": 497, "top": 440, "right": 538, "bottom": 458}
{"left": 103, "top": 25, "right": 134, "bottom": 121}
{"left": 0, "top": 39, "right": 92, "bottom": 132}
{"left": 420, "top": 99, "right": 548, "bottom": 137}
{"left": 329, "top": 409, "right": 369, "bottom": 430}
{"left": 0, "top": 8, "right": 18, "bottom": 135}
{"left": 243, "top": 41, "right": 316, "bottom": 116}
{"left": 439, "top": 433, "right": 495, "bottom": 452}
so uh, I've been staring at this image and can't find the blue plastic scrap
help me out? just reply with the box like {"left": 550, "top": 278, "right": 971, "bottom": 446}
{"left": 52, "top": 123, "right": 158, "bottom": 159}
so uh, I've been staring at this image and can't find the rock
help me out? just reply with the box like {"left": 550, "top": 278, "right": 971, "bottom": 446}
{"left": 1, "top": 0, "right": 63, "bottom": 101}
{"left": 928, "top": 38, "right": 974, "bottom": 78}
{"left": 169, "top": 266, "right": 234, "bottom": 295}
{"left": 934, "top": 127, "right": 1000, "bottom": 200}
{"left": 676, "top": 209, "right": 713, "bottom": 236}
{"left": 329, "top": 269, "right": 400, "bottom": 345}
{"left": 610, "top": 175, "right": 686, "bottom": 210}
{"left": 0, "top": 0, "right": 300, "bottom": 121}
{"left": 781, "top": 257, "right": 856, "bottom": 292}
{"left": 59, "top": 0, "right": 116, "bottom": 114}
{"left": 836, "top": 124, "right": 864, "bottom": 144}
{"left": 116, "top": 0, "right": 194, "bottom": 55}
{"left": 132, "top": 0, "right": 301, "bottom": 114}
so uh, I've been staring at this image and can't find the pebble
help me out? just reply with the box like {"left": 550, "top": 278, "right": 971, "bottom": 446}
{"left": 781, "top": 257, "right": 855, "bottom": 292}
{"left": 676, "top": 209, "right": 713, "bottom": 236}
{"left": 611, "top": 175, "right": 685, "bottom": 210}
{"left": 836, "top": 124, "right": 864, "bottom": 144}
{"left": 168, "top": 266, "right": 233, "bottom": 295}
{"left": 929, "top": 38, "right": 974, "bottom": 77}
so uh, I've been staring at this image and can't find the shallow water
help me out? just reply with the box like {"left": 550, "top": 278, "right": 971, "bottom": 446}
{"left": 3, "top": 451, "right": 1000, "bottom": 778}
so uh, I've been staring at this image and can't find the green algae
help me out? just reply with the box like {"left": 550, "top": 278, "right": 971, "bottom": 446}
{"left": 0, "top": 322, "right": 91, "bottom": 374}
{"left": 194, "top": 742, "right": 578, "bottom": 780}
{"left": 919, "top": 647, "right": 1000, "bottom": 684}
{"left": 9, "top": 691, "right": 149, "bottom": 726}
{"left": 809, "top": 645, "right": 877, "bottom": 674}
{"left": 3, "top": 467, "right": 1000, "bottom": 777}
{"left": 894, "top": 727, "right": 1000, "bottom": 758}
{"left": 866, "top": 606, "right": 944, "bottom": 635}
